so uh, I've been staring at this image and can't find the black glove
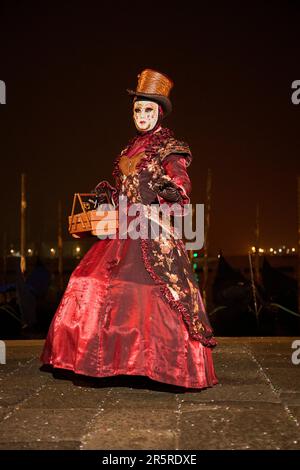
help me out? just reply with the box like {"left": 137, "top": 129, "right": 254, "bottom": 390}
{"left": 89, "top": 189, "right": 107, "bottom": 208}
{"left": 90, "top": 180, "right": 117, "bottom": 207}
{"left": 152, "top": 177, "right": 182, "bottom": 203}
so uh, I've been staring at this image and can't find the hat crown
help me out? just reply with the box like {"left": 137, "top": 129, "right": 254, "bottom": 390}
{"left": 136, "top": 69, "right": 173, "bottom": 98}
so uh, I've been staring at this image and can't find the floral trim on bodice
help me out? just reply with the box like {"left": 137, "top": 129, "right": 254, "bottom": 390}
{"left": 112, "top": 127, "right": 192, "bottom": 205}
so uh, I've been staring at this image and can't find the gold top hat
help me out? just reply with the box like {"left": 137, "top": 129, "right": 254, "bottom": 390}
{"left": 127, "top": 68, "right": 174, "bottom": 117}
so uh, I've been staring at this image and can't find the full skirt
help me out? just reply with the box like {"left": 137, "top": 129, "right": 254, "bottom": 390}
{"left": 40, "top": 235, "right": 218, "bottom": 389}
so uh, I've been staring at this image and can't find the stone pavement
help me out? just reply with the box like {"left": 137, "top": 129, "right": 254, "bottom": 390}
{"left": 0, "top": 338, "right": 299, "bottom": 450}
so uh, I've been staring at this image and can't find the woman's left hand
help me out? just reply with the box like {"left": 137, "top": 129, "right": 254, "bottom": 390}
{"left": 152, "top": 177, "right": 182, "bottom": 202}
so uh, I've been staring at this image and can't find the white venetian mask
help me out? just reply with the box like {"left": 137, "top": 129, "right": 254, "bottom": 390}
{"left": 133, "top": 100, "right": 159, "bottom": 132}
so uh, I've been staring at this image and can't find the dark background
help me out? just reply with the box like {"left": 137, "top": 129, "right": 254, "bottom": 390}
{"left": 1, "top": 1, "right": 299, "bottom": 255}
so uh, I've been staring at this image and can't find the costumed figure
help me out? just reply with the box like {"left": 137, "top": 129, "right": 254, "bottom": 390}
{"left": 40, "top": 69, "right": 218, "bottom": 389}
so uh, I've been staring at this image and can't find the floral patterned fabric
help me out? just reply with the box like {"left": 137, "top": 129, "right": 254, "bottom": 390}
{"left": 113, "top": 126, "right": 216, "bottom": 347}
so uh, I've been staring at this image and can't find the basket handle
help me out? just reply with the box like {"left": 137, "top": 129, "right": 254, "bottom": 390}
{"left": 77, "top": 194, "right": 91, "bottom": 229}
{"left": 68, "top": 193, "right": 95, "bottom": 232}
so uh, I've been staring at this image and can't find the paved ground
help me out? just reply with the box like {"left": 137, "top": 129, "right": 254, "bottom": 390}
{"left": 0, "top": 337, "right": 299, "bottom": 450}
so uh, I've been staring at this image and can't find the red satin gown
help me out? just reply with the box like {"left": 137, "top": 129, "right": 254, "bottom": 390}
{"left": 40, "top": 128, "right": 218, "bottom": 389}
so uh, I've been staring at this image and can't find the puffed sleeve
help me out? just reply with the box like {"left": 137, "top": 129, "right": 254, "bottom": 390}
{"left": 157, "top": 153, "right": 192, "bottom": 206}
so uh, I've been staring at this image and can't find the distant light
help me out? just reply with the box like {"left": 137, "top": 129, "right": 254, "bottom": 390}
{"left": 279, "top": 248, "right": 282, "bottom": 253}
{"left": 251, "top": 246, "right": 256, "bottom": 252}
{"left": 287, "top": 249, "right": 290, "bottom": 254}
{"left": 274, "top": 250, "right": 277, "bottom": 254}
{"left": 193, "top": 263, "right": 197, "bottom": 270}
{"left": 10, "top": 249, "right": 14, "bottom": 254}
{"left": 27, "top": 248, "right": 32, "bottom": 254}
{"left": 292, "top": 248, "right": 296, "bottom": 252}
{"left": 269, "top": 248, "right": 273, "bottom": 252}
{"left": 50, "top": 248, "right": 56, "bottom": 254}
{"left": 258, "top": 248, "right": 264, "bottom": 253}
{"left": 76, "top": 246, "right": 81, "bottom": 253}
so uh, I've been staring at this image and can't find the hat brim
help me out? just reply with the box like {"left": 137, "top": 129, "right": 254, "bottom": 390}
{"left": 126, "top": 89, "right": 172, "bottom": 117}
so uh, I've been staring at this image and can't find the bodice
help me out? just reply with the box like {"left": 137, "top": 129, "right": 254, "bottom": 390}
{"left": 118, "top": 151, "right": 146, "bottom": 177}
{"left": 118, "top": 150, "right": 162, "bottom": 205}
{"left": 112, "top": 127, "right": 192, "bottom": 206}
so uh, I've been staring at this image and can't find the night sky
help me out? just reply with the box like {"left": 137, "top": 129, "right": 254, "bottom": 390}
{"left": 1, "top": 2, "right": 300, "bottom": 255}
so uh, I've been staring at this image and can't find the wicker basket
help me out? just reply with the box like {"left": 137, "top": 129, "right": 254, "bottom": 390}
{"left": 68, "top": 193, "right": 118, "bottom": 238}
